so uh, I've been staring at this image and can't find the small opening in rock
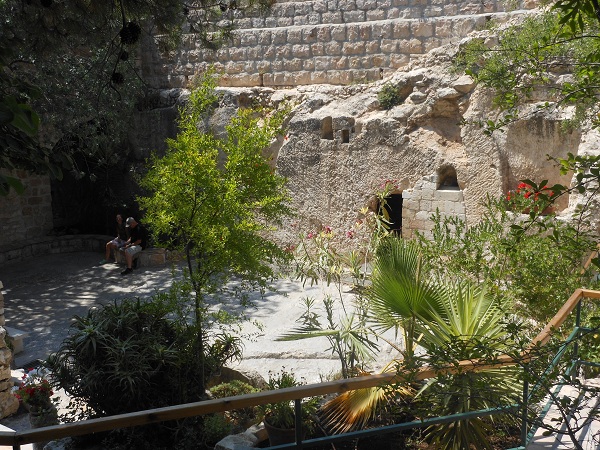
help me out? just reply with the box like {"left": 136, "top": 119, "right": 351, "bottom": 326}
{"left": 341, "top": 129, "right": 350, "bottom": 143}
{"left": 321, "top": 117, "right": 333, "bottom": 140}
{"left": 437, "top": 165, "right": 459, "bottom": 190}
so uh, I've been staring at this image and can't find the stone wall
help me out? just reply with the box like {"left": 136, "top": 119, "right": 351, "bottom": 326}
{"left": 0, "top": 235, "right": 109, "bottom": 266}
{"left": 0, "top": 170, "right": 53, "bottom": 248}
{"left": 0, "top": 282, "right": 19, "bottom": 419}
{"left": 141, "top": 0, "right": 537, "bottom": 88}
{"left": 401, "top": 174, "right": 466, "bottom": 239}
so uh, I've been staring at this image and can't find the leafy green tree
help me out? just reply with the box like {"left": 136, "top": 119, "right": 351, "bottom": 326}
{"left": 0, "top": 0, "right": 272, "bottom": 195}
{"left": 138, "top": 70, "right": 292, "bottom": 391}
{"left": 455, "top": 2, "right": 600, "bottom": 131}
{"left": 415, "top": 196, "right": 598, "bottom": 323}
{"left": 454, "top": 2, "right": 600, "bottom": 222}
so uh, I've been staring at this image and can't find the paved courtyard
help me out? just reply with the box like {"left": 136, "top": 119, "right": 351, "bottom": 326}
{"left": 0, "top": 251, "right": 399, "bottom": 381}
{"left": 0, "top": 251, "right": 400, "bottom": 446}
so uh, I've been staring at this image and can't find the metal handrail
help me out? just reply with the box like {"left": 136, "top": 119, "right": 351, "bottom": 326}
{"left": 3, "top": 288, "right": 599, "bottom": 449}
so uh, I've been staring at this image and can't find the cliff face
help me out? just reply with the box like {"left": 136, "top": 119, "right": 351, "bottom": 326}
{"left": 3, "top": 0, "right": 594, "bottom": 250}
{"left": 134, "top": 37, "right": 590, "bottom": 248}
{"left": 133, "top": 0, "right": 598, "bottom": 247}
{"left": 269, "top": 45, "right": 582, "bottom": 244}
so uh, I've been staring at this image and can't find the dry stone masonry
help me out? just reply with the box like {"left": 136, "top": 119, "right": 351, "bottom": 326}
{"left": 402, "top": 174, "right": 466, "bottom": 240}
{"left": 0, "top": 170, "right": 53, "bottom": 245}
{"left": 141, "top": 0, "right": 538, "bottom": 88}
{"left": 0, "top": 282, "right": 19, "bottom": 419}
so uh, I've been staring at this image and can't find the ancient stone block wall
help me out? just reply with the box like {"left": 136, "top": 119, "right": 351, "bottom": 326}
{"left": 401, "top": 174, "right": 466, "bottom": 239}
{"left": 141, "top": 0, "right": 537, "bottom": 88}
{"left": 0, "top": 170, "right": 53, "bottom": 248}
{"left": 0, "top": 282, "right": 19, "bottom": 419}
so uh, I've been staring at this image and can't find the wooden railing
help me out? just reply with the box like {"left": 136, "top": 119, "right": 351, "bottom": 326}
{"left": 3, "top": 288, "right": 600, "bottom": 449}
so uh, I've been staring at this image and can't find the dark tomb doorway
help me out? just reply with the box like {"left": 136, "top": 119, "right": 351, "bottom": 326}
{"left": 383, "top": 193, "right": 403, "bottom": 234}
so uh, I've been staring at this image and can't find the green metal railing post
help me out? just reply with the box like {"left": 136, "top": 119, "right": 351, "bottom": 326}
{"left": 521, "top": 371, "right": 529, "bottom": 447}
{"left": 572, "top": 300, "right": 582, "bottom": 382}
{"left": 294, "top": 399, "right": 303, "bottom": 449}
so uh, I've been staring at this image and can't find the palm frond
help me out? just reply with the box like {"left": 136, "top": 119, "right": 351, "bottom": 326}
{"left": 319, "top": 365, "right": 413, "bottom": 434}
{"left": 276, "top": 329, "right": 340, "bottom": 341}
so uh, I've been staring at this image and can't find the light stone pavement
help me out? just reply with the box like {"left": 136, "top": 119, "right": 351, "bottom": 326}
{"left": 0, "top": 251, "right": 401, "bottom": 439}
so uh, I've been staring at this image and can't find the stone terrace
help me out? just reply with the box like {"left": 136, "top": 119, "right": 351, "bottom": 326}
{"left": 140, "top": 0, "right": 538, "bottom": 87}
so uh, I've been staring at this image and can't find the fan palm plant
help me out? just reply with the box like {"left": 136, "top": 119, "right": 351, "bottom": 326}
{"left": 411, "top": 281, "right": 521, "bottom": 450}
{"left": 321, "top": 238, "right": 520, "bottom": 449}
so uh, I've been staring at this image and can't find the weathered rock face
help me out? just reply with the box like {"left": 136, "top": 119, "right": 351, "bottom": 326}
{"left": 131, "top": 29, "right": 599, "bottom": 248}
{"left": 134, "top": 39, "right": 591, "bottom": 247}
{"left": 2, "top": 1, "right": 596, "bottom": 251}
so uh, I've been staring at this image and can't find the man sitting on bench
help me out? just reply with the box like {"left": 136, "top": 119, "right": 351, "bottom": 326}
{"left": 120, "top": 217, "right": 148, "bottom": 275}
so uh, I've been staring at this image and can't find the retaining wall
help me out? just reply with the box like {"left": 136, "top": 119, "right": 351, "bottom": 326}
{"left": 140, "top": 0, "right": 537, "bottom": 88}
{"left": 0, "top": 235, "right": 109, "bottom": 266}
{"left": 0, "top": 170, "right": 53, "bottom": 248}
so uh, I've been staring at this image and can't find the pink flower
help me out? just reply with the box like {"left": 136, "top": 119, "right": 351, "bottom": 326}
{"left": 324, "top": 226, "right": 333, "bottom": 234}
{"left": 307, "top": 232, "right": 316, "bottom": 239}
{"left": 346, "top": 230, "right": 355, "bottom": 239}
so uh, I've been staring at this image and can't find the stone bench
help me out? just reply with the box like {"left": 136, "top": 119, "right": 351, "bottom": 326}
{"left": 5, "top": 326, "right": 28, "bottom": 354}
{"left": 0, "top": 235, "right": 110, "bottom": 265}
{"left": 0, "top": 235, "right": 170, "bottom": 268}
{"left": 114, "top": 247, "right": 167, "bottom": 268}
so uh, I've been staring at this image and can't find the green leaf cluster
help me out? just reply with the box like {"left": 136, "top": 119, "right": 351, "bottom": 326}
{"left": 139, "top": 71, "right": 293, "bottom": 300}
{"left": 369, "top": 239, "right": 520, "bottom": 450}
{"left": 415, "top": 197, "right": 597, "bottom": 324}
{"left": 377, "top": 82, "right": 405, "bottom": 110}
{"left": 454, "top": 4, "right": 600, "bottom": 131}
{"left": 0, "top": 0, "right": 275, "bottom": 194}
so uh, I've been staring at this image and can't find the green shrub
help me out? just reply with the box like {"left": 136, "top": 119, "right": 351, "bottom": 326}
{"left": 209, "top": 380, "right": 260, "bottom": 430}
{"left": 378, "top": 83, "right": 404, "bottom": 109}
{"left": 257, "top": 369, "right": 320, "bottom": 434}
{"left": 47, "top": 297, "right": 194, "bottom": 417}
{"left": 201, "top": 414, "right": 233, "bottom": 447}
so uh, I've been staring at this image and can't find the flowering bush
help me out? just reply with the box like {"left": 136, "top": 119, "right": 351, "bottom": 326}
{"left": 505, "top": 181, "right": 556, "bottom": 214}
{"left": 14, "top": 369, "right": 54, "bottom": 409}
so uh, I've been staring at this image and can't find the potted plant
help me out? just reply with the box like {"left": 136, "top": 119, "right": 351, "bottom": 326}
{"left": 257, "top": 369, "right": 320, "bottom": 446}
{"left": 14, "top": 368, "right": 58, "bottom": 450}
